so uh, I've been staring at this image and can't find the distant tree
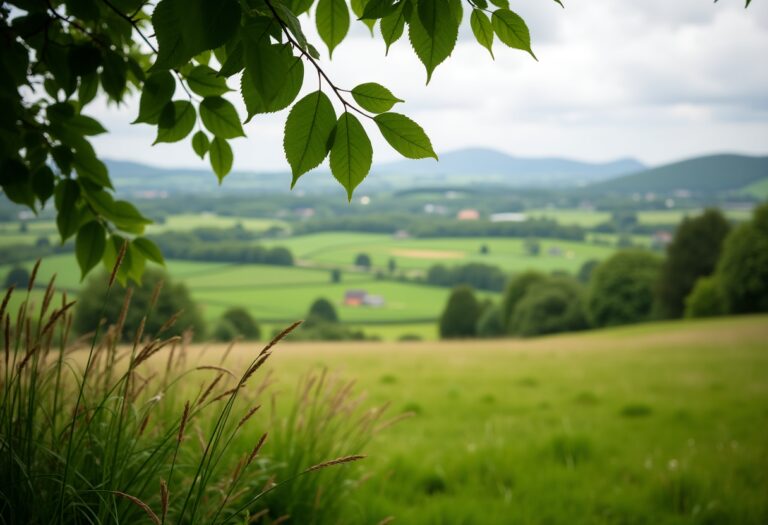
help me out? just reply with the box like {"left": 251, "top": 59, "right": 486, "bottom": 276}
{"left": 587, "top": 250, "right": 662, "bottom": 328}
{"left": 476, "top": 304, "right": 505, "bottom": 338}
{"left": 479, "top": 244, "right": 490, "bottom": 255}
{"left": 578, "top": 259, "right": 600, "bottom": 284}
{"left": 4, "top": 266, "right": 29, "bottom": 289}
{"left": 509, "top": 277, "right": 589, "bottom": 337}
{"left": 685, "top": 276, "right": 726, "bottom": 318}
{"left": 501, "top": 271, "right": 547, "bottom": 332}
{"left": 612, "top": 211, "right": 638, "bottom": 231}
{"left": 388, "top": 258, "right": 397, "bottom": 273}
{"left": 73, "top": 269, "right": 205, "bottom": 341}
{"left": 439, "top": 286, "right": 480, "bottom": 339}
{"left": 306, "top": 298, "right": 339, "bottom": 325}
{"left": 218, "top": 307, "right": 260, "bottom": 340}
{"left": 265, "top": 247, "right": 294, "bottom": 266}
{"left": 617, "top": 234, "right": 634, "bottom": 248}
{"left": 524, "top": 238, "right": 541, "bottom": 256}
{"left": 355, "top": 253, "right": 372, "bottom": 270}
{"left": 656, "top": 209, "right": 731, "bottom": 318}
{"left": 18, "top": 222, "right": 27, "bottom": 233}
{"left": 714, "top": 203, "right": 768, "bottom": 314}
{"left": 35, "top": 236, "right": 50, "bottom": 248}
{"left": 330, "top": 269, "right": 342, "bottom": 283}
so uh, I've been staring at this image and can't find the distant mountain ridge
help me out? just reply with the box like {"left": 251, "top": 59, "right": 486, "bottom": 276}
{"left": 373, "top": 148, "right": 646, "bottom": 187}
{"left": 590, "top": 154, "right": 768, "bottom": 194}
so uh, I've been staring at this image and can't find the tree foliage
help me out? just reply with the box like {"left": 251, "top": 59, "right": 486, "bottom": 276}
{"left": 509, "top": 276, "right": 589, "bottom": 337}
{"left": 306, "top": 297, "right": 339, "bottom": 325}
{"left": 501, "top": 271, "right": 546, "bottom": 332}
{"left": 439, "top": 285, "right": 480, "bottom": 339}
{"left": 73, "top": 268, "right": 206, "bottom": 340}
{"left": 215, "top": 306, "right": 261, "bottom": 341}
{"left": 0, "top": 0, "right": 556, "bottom": 282}
{"left": 655, "top": 209, "right": 730, "bottom": 318}
{"left": 587, "top": 250, "right": 662, "bottom": 328}
{"left": 4, "top": 266, "right": 30, "bottom": 289}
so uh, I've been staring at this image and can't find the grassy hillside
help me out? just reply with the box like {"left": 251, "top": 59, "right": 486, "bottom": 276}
{"left": 215, "top": 315, "right": 768, "bottom": 524}
{"left": 592, "top": 154, "right": 768, "bottom": 193}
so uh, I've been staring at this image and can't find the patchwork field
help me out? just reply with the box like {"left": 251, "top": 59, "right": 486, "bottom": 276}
{"left": 197, "top": 315, "right": 768, "bottom": 524}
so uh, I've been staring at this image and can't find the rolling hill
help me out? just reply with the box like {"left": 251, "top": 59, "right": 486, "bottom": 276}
{"left": 590, "top": 154, "right": 768, "bottom": 194}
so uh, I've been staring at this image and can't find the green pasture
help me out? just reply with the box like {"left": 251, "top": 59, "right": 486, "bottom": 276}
{"left": 744, "top": 178, "right": 768, "bottom": 200}
{"left": 527, "top": 207, "right": 752, "bottom": 227}
{"left": 146, "top": 213, "right": 289, "bottom": 233}
{"left": 229, "top": 315, "right": 768, "bottom": 524}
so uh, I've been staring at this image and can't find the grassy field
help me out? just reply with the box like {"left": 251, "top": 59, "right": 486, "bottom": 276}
{"left": 212, "top": 315, "right": 768, "bottom": 524}
{"left": 527, "top": 208, "right": 752, "bottom": 227}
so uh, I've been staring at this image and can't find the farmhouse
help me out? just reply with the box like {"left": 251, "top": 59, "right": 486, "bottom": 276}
{"left": 344, "top": 290, "right": 385, "bottom": 307}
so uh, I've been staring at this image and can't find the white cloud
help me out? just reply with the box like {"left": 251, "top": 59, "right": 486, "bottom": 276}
{"left": 90, "top": 1, "right": 768, "bottom": 171}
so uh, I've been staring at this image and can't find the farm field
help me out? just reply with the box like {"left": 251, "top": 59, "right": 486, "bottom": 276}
{"left": 216, "top": 315, "right": 768, "bottom": 524}
{"left": 526, "top": 207, "right": 752, "bottom": 227}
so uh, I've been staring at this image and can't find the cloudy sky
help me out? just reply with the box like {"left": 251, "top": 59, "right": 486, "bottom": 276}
{"left": 91, "top": 0, "right": 768, "bottom": 171}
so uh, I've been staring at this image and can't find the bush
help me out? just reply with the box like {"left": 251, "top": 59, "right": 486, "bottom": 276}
{"left": 217, "top": 307, "right": 260, "bottom": 341}
{"left": 588, "top": 250, "right": 662, "bottom": 327}
{"left": 715, "top": 204, "right": 768, "bottom": 314}
{"left": 213, "top": 318, "right": 239, "bottom": 342}
{"left": 685, "top": 276, "right": 726, "bottom": 318}
{"left": 475, "top": 304, "right": 505, "bottom": 338}
{"left": 501, "top": 271, "right": 547, "bottom": 332}
{"left": 355, "top": 253, "right": 372, "bottom": 269}
{"left": 509, "top": 277, "right": 589, "bottom": 337}
{"left": 426, "top": 262, "right": 507, "bottom": 292}
{"left": 306, "top": 297, "right": 339, "bottom": 325}
{"left": 656, "top": 209, "right": 730, "bottom": 318}
{"left": 577, "top": 259, "right": 599, "bottom": 284}
{"left": 4, "top": 266, "right": 29, "bottom": 289}
{"left": 73, "top": 269, "right": 206, "bottom": 341}
{"left": 439, "top": 286, "right": 480, "bottom": 339}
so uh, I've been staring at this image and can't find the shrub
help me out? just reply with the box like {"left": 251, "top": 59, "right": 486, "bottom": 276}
{"left": 509, "top": 277, "right": 589, "bottom": 337}
{"left": 577, "top": 259, "right": 600, "bottom": 284}
{"left": 439, "top": 286, "right": 480, "bottom": 339}
{"left": 501, "top": 271, "right": 547, "bottom": 332}
{"left": 306, "top": 297, "right": 339, "bottom": 325}
{"left": 220, "top": 307, "right": 261, "bottom": 340}
{"left": 355, "top": 253, "right": 372, "bottom": 269}
{"left": 475, "top": 304, "right": 505, "bottom": 338}
{"left": 588, "top": 250, "right": 662, "bottom": 327}
{"left": 715, "top": 203, "right": 768, "bottom": 314}
{"left": 525, "top": 237, "right": 541, "bottom": 256}
{"left": 685, "top": 276, "right": 726, "bottom": 318}
{"left": 330, "top": 268, "right": 342, "bottom": 283}
{"left": 73, "top": 268, "right": 206, "bottom": 341}
{"left": 4, "top": 266, "right": 29, "bottom": 289}
{"left": 213, "top": 318, "right": 239, "bottom": 342}
{"left": 655, "top": 209, "right": 731, "bottom": 318}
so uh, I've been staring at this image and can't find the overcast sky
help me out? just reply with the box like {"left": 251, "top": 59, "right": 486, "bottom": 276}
{"left": 91, "top": 0, "right": 768, "bottom": 171}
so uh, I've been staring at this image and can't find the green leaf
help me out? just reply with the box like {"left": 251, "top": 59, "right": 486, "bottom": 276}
{"left": 78, "top": 73, "right": 100, "bottom": 105}
{"left": 192, "top": 130, "right": 210, "bottom": 159}
{"left": 218, "top": 42, "right": 244, "bottom": 77}
{"left": 242, "top": 39, "right": 304, "bottom": 117}
{"left": 0, "top": 159, "right": 35, "bottom": 209}
{"left": 200, "top": 97, "right": 244, "bottom": 139}
{"left": 283, "top": 91, "right": 337, "bottom": 186}
{"left": 350, "top": 0, "right": 376, "bottom": 33}
{"left": 135, "top": 71, "right": 176, "bottom": 124}
{"left": 101, "top": 50, "right": 127, "bottom": 100}
{"left": 209, "top": 136, "right": 233, "bottom": 183}
{"left": 154, "top": 100, "right": 196, "bottom": 144}
{"left": 470, "top": 9, "right": 494, "bottom": 58}
{"left": 66, "top": 114, "right": 108, "bottom": 136}
{"left": 381, "top": 2, "right": 407, "bottom": 54}
{"left": 152, "top": 0, "right": 241, "bottom": 70}
{"left": 492, "top": 9, "right": 536, "bottom": 60}
{"left": 316, "top": 0, "right": 350, "bottom": 58}
{"left": 187, "top": 65, "right": 230, "bottom": 96}
{"left": 330, "top": 112, "right": 373, "bottom": 201}
{"left": 54, "top": 179, "right": 81, "bottom": 241}
{"left": 374, "top": 112, "right": 437, "bottom": 160}
{"left": 32, "top": 166, "right": 55, "bottom": 204}
{"left": 361, "top": 0, "right": 397, "bottom": 19}
{"left": 351, "top": 82, "right": 404, "bottom": 113}
{"left": 76, "top": 221, "right": 106, "bottom": 280}
{"left": 83, "top": 188, "right": 152, "bottom": 233}
{"left": 133, "top": 237, "right": 165, "bottom": 265}
{"left": 73, "top": 149, "right": 113, "bottom": 188}
{"left": 408, "top": 0, "right": 460, "bottom": 83}
{"left": 489, "top": 0, "right": 508, "bottom": 8}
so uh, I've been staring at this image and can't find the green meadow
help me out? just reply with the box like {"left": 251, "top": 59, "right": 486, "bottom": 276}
{"left": 226, "top": 315, "right": 768, "bottom": 524}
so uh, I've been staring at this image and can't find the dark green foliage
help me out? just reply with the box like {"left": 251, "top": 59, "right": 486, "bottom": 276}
{"left": 218, "top": 307, "right": 260, "bottom": 340}
{"left": 355, "top": 252, "right": 372, "bottom": 269}
{"left": 588, "top": 250, "right": 662, "bottom": 327}
{"left": 306, "top": 297, "right": 339, "bottom": 325}
{"left": 150, "top": 229, "right": 294, "bottom": 265}
{"left": 426, "top": 262, "right": 507, "bottom": 292}
{"left": 73, "top": 269, "right": 206, "bottom": 340}
{"left": 578, "top": 259, "right": 599, "bottom": 284}
{"left": 330, "top": 268, "right": 342, "bottom": 283}
{"left": 656, "top": 209, "right": 731, "bottom": 318}
{"left": 508, "top": 277, "right": 589, "bottom": 337}
{"left": 439, "top": 285, "right": 481, "bottom": 339}
{"left": 549, "top": 434, "right": 593, "bottom": 466}
{"left": 685, "top": 276, "right": 726, "bottom": 318}
{"left": 524, "top": 237, "right": 541, "bottom": 256}
{"left": 475, "top": 304, "right": 505, "bottom": 338}
{"left": 620, "top": 403, "right": 653, "bottom": 417}
{"left": 501, "top": 271, "right": 546, "bottom": 331}
{"left": 715, "top": 203, "right": 768, "bottom": 314}
{"left": 4, "top": 266, "right": 29, "bottom": 289}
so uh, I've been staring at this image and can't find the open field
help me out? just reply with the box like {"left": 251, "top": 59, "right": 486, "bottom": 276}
{"left": 526, "top": 208, "right": 752, "bottom": 227}
{"left": 212, "top": 315, "right": 768, "bottom": 524}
